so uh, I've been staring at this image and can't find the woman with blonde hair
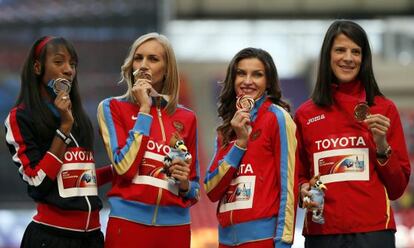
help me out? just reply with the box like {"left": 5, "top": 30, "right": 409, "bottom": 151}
{"left": 97, "top": 33, "right": 200, "bottom": 248}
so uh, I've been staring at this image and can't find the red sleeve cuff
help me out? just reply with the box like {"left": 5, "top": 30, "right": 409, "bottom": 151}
{"left": 41, "top": 151, "right": 63, "bottom": 180}
{"left": 375, "top": 153, "right": 396, "bottom": 171}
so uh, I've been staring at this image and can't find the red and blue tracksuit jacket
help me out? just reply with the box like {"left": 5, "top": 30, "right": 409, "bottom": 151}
{"left": 204, "top": 96, "right": 298, "bottom": 247}
{"left": 97, "top": 96, "right": 200, "bottom": 226}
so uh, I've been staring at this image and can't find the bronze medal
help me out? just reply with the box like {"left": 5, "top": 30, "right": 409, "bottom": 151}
{"left": 236, "top": 95, "right": 254, "bottom": 112}
{"left": 354, "top": 102, "right": 370, "bottom": 122}
{"left": 236, "top": 95, "right": 254, "bottom": 135}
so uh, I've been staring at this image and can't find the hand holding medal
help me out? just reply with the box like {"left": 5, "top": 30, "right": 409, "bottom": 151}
{"left": 132, "top": 69, "right": 153, "bottom": 111}
{"left": 355, "top": 102, "right": 391, "bottom": 156}
{"left": 133, "top": 69, "right": 169, "bottom": 101}
{"left": 235, "top": 94, "right": 254, "bottom": 136}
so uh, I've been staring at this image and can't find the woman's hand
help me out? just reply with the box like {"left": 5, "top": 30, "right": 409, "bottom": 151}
{"left": 364, "top": 114, "right": 390, "bottom": 152}
{"left": 169, "top": 158, "right": 191, "bottom": 192}
{"left": 300, "top": 182, "right": 319, "bottom": 209}
{"left": 55, "top": 91, "right": 73, "bottom": 134}
{"left": 230, "top": 109, "right": 251, "bottom": 148}
{"left": 132, "top": 79, "right": 152, "bottom": 113}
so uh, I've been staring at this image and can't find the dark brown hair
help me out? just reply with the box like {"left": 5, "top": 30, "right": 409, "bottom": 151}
{"left": 311, "top": 20, "right": 383, "bottom": 107}
{"left": 217, "top": 47, "right": 290, "bottom": 146}
{"left": 16, "top": 36, "right": 94, "bottom": 149}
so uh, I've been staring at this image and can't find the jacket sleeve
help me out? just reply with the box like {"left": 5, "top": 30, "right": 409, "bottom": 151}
{"left": 179, "top": 114, "right": 200, "bottom": 204}
{"left": 97, "top": 99, "right": 150, "bottom": 181}
{"left": 4, "top": 107, "right": 62, "bottom": 199}
{"left": 204, "top": 134, "right": 246, "bottom": 202}
{"left": 96, "top": 164, "right": 113, "bottom": 186}
{"left": 294, "top": 113, "right": 311, "bottom": 186}
{"left": 293, "top": 113, "right": 312, "bottom": 210}
{"left": 375, "top": 103, "right": 411, "bottom": 200}
{"left": 271, "top": 106, "right": 298, "bottom": 248}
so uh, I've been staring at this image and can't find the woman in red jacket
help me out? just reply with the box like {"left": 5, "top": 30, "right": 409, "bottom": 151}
{"left": 204, "top": 47, "right": 298, "bottom": 248}
{"left": 295, "top": 20, "right": 411, "bottom": 248}
{"left": 97, "top": 33, "right": 199, "bottom": 248}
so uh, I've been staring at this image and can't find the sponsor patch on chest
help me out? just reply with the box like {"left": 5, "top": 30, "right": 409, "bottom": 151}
{"left": 315, "top": 136, "right": 366, "bottom": 151}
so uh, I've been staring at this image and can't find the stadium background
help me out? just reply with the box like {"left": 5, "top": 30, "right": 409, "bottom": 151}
{"left": 0, "top": 0, "right": 413, "bottom": 247}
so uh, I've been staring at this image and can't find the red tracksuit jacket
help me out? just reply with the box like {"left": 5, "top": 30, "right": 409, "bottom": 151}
{"left": 97, "top": 96, "right": 200, "bottom": 226}
{"left": 295, "top": 81, "right": 411, "bottom": 235}
{"left": 204, "top": 97, "right": 298, "bottom": 247}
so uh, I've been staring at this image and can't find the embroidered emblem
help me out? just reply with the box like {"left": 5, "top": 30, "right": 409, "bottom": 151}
{"left": 250, "top": 129, "right": 261, "bottom": 141}
{"left": 173, "top": 120, "right": 184, "bottom": 133}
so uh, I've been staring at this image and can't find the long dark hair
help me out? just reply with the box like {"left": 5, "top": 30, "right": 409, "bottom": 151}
{"left": 217, "top": 47, "right": 290, "bottom": 146}
{"left": 312, "top": 20, "right": 383, "bottom": 107}
{"left": 16, "top": 36, "right": 94, "bottom": 149}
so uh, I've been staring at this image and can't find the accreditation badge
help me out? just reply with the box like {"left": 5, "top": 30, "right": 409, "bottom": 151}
{"left": 313, "top": 148, "right": 369, "bottom": 184}
{"left": 57, "top": 148, "right": 98, "bottom": 198}
{"left": 219, "top": 175, "right": 256, "bottom": 213}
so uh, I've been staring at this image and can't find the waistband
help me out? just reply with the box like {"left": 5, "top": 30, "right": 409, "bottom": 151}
{"left": 219, "top": 217, "right": 276, "bottom": 246}
{"left": 33, "top": 203, "right": 101, "bottom": 232}
{"left": 28, "top": 221, "right": 103, "bottom": 238}
{"left": 109, "top": 197, "right": 190, "bottom": 226}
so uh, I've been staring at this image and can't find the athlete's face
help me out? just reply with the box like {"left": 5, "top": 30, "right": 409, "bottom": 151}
{"left": 234, "top": 58, "right": 267, "bottom": 100}
{"left": 132, "top": 39, "right": 166, "bottom": 93}
{"left": 34, "top": 45, "right": 76, "bottom": 99}
{"left": 36, "top": 46, "right": 76, "bottom": 86}
{"left": 330, "top": 33, "right": 362, "bottom": 83}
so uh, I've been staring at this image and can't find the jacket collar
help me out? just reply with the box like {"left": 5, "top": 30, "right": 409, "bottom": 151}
{"left": 251, "top": 94, "right": 266, "bottom": 122}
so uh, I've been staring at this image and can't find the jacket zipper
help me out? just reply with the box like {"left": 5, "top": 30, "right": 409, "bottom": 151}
{"left": 152, "top": 100, "right": 166, "bottom": 224}
{"left": 84, "top": 196, "right": 91, "bottom": 231}
{"left": 72, "top": 137, "right": 91, "bottom": 231}
{"left": 157, "top": 106, "right": 166, "bottom": 142}
{"left": 152, "top": 188, "right": 163, "bottom": 224}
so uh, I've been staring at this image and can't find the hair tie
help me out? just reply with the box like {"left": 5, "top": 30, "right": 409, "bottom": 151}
{"left": 35, "top": 36, "right": 54, "bottom": 58}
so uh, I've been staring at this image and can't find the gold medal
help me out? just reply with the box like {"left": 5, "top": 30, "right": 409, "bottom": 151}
{"left": 133, "top": 69, "right": 152, "bottom": 80}
{"left": 354, "top": 102, "right": 370, "bottom": 122}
